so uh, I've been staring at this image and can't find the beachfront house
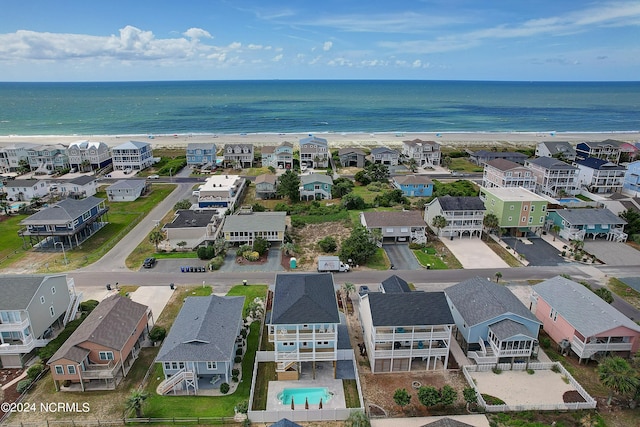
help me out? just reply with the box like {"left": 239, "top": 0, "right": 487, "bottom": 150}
{"left": 299, "top": 136, "right": 329, "bottom": 168}
{"left": 532, "top": 276, "right": 640, "bottom": 362}
{"left": 424, "top": 196, "right": 486, "bottom": 239}
{"left": 360, "top": 211, "right": 427, "bottom": 244}
{"left": 162, "top": 209, "right": 220, "bottom": 250}
{"left": 469, "top": 150, "right": 528, "bottom": 166}
{"left": 359, "top": 291, "right": 454, "bottom": 372}
{"left": 262, "top": 141, "right": 294, "bottom": 170}
{"left": 48, "top": 295, "right": 152, "bottom": 391}
{"left": 67, "top": 141, "right": 112, "bottom": 171}
{"left": 18, "top": 196, "right": 109, "bottom": 249}
{"left": 445, "top": 277, "right": 541, "bottom": 365}
{"left": 402, "top": 139, "right": 441, "bottom": 167}
{"left": 111, "top": 140, "right": 154, "bottom": 171}
{"left": 224, "top": 143, "right": 254, "bottom": 169}
{"left": 369, "top": 147, "right": 400, "bottom": 166}
{"left": 222, "top": 211, "right": 287, "bottom": 245}
{"left": 546, "top": 208, "right": 627, "bottom": 242}
{"left": 268, "top": 273, "right": 340, "bottom": 380}
{"left": 197, "top": 174, "right": 247, "bottom": 213}
{"left": 3, "top": 179, "right": 49, "bottom": 202}
{"left": 57, "top": 175, "right": 98, "bottom": 199}
{"left": 576, "top": 140, "right": 623, "bottom": 163}
{"left": 622, "top": 160, "right": 640, "bottom": 197}
{"left": 479, "top": 187, "right": 549, "bottom": 236}
{"left": 105, "top": 179, "right": 148, "bottom": 202}
{"left": 156, "top": 295, "right": 245, "bottom": 395}
{"left": 392, "top": 175, "right": 433, "bottom": 197}
{"left": 338, "top": 148, "right": 366, "bottom": 168}
{"left": 254, "top": 174, "right": 278, "bottom": 199}
{"left": 26, "top": 144, "right": 70, "bottom": 174}
{"left": 0, "top": 143, "right": 39, "bottom": 173}
{"left": 299, "top": 173, "right": 333, "bottom": 201}
{"left": 573, "top": 157, "right": 626, "bottom": 194}
{"left": 524, "top": 157, "right": 578, "bottom": 197}
{"left": 482, "top": 159, "right": 537, "bottom": 191}
{"left": 186, "top": 143, "right": 217, "bottom": 167}
{"left": 535, "top": 141, "right": 576, "bottom": 162}
{"left": 0, "top": 274, "right": 80, "bottom": 368}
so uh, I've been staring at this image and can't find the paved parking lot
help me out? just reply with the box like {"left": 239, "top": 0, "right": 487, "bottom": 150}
{"left": 383, "top": 244, "right": 422, "bottom": 270}
{"left": 584, "top": 241, "right": 640, "bottom": 266}
{"left": 502, "top": 237, "right": 566, "bottom": 266}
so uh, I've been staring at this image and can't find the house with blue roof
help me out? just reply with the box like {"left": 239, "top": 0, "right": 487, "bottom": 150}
{"left": 268, "top": 273, "right": 339, "bottom": 380}
{"left": 576, "top": 140, "right": 623, "bottom": 163}
{"left": 392, "top": 175, "right": 433, "bottom": 197}
{"left": 445, "top": 277, "right": 541, "bottom": 364}
{"left": 573, "top": 157, "right": 626, "bottom": 193}
{"left": 156, "top": 295, "right": 245, "bottom": 395}
{"left": 622, "top": 160, "right": 640, "bottom": 197}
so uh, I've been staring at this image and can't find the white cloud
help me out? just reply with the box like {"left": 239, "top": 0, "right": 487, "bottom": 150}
{"left": 248, "top": 44, "right": 263, "bottom": 50}
{"left": 412, "top": 59, "right": 422, "bottom": 68}
{"left": 323, "top": 41, "right": 333, "bottom": 51}
{"left": 183, "top": 28, "right": 212, "bottom": 40}
{"left": 272, "top": 54, "right": 283, "bottom": 62}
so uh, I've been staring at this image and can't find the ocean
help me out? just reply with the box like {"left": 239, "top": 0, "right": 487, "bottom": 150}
{"left": 0, "top": 80, "right": 639, "bottom": 136}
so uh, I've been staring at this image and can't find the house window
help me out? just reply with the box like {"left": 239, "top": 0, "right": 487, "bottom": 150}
{"left": 49, "top": 306, "right": 55, "bottom": 317}
{"left": 55, "top": 366, "right": 64, "bottom": 375}
{"left": 99, "top": 351, "right": 114, "bottom": 361}
{"left": 508, "top": 216, "right": 513, "bottom": 221}
{"left": 40, "top": 296, "right": 46, "bottom": 304}
{"left": 171, "top": 362, "right": 178, "bottom": 369}
{"left": 207, "top": 362, "right": 217, "bottom": 370}
{"left": 510, "top": 205, "right": 514, "bottom": 210}
{"left": 523, "top": 205, "right": 528, "bottom": 211}
{"left": 164, "top": 362, "right": 171, "bottom": 370}
{"left": 67, "top": 365, "right": 76, "bottom": 375}
{"left": 522, "top": 217, "right": 527, "bottom": 222}
{"left": 531, "top": 206, "right": 535, "bottom": 212}
{"left": 529, "top": 217, "right": 533, "bottom": 224}
{"left": 51, "top": 287, "right": 56, "bottom": 295}
{"left": 178, "top": 362, "right": 185, "bottom": 369}
{"left": 549, "top": 309, "right": 558, "bottom": 321}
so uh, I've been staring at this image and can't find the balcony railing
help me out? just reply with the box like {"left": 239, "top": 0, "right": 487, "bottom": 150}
{"left": 373, "top": 347, "right": 449, "bottom": 359}
{"left": 269, "top": 331, "right": 335, "bottom": 341}
{"left": 81, "top": 360, "right": 122, "bottom": 379}
{"left": 276, "top": 350, "right": 336, "bottom": 362}
{"left": 0, "top": 317, "right": 30, "bottom": 332}
{"left": 375, "top": 331, "right": 450, "bottom": 341}
{"left": 0, "top": 336, "right": 48, "bottom": 354}
{"left": 571, "top": 337, "right": 632, "bottom": 358}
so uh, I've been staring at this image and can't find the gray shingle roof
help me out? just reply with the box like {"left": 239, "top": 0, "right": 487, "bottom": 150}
{"left": 338, "top": 147, "right": 365, "bottom": 156}
{"left": 367, "top": 292, "right": 454, "bottom": 327}
{"left": 533, "top": 276, "right": 640, "bottom": 337}
{"left": 255, "top": 174, "right": 277, "bottom": 185}
{"left": 437, "top": 196, "right": 485, "bottom": 212}
{"left": 0, "top": 275, "right": 55, "bottom": 310}
{"left": 539, "top": 141, "right": 576, "bottom": 155}
{"left": 394, "top": 175, "right": 433, "bottom": 185}
{"left": 164, "top": 209, "right": 216, "bottom": 229}
{"left": 489, "top": 318, "right": 536, "bottom": 340}
{"left": 445, "top": 277, "right": 540, "bottom": 327}
{"left": 421, "top": 418, "right": 475, "bottom": 427}
{"left": 4, "top": 179, "right": 39, "bottom": 188}
{"left": 553, "top": 208, "right": 626, "bottom": 226}
{"left": 271, "top": 419, "right": 303, "bottom": 427}
{"left": 574, "top": 157, "right": 625, "bottom": 170}
{"left": 300, "top": 173, "right": 333, "bottom": 186}
{"left": 527, "top": 156, "right": 577, "bottom": 170}
{"left": 371, "top": 146, "right": 398, "bottom": 155}
{"left": 107, "top": 179, "right": 146, "bottom": 190}
{"left": 485, "top": 159, "right": 524, "bottom": 171}
{"left": 113, "top": 140, "right": 150, "bottom": 150}
{"left": 68, "top": 175, "right": 97, "bottom": 186}
{"left": 271, "top": 274, "right": 339, "bottom": 324}
{"left": 222, "top": 212, "right": 286, "bottom": 233}
{"left": 381, "top": 275, "right": 412, "bottom": 293}
{"left": 362, "top": 210, "right": 426, "bottom": 227}
{"left": 156, "top": 295, "right": 245, "bottom": 362}
{"left": 20, "top": 196, "right": 105, "bottom": 225}
{"left": 49, "top": 295, "right": 149, "bottom": 363}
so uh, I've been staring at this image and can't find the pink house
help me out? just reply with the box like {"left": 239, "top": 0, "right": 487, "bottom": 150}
{"left": 532, "top": 276, "right": 640, "bottom": 362}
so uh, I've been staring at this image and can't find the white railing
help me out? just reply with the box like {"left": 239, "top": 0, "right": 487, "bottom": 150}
{"left": 572, "top": 337, "right": 633, "bottom": 358}
{"left": 276, "top": 351, "right": 336, "bottom": 362}
{"left": 0, "top": 336, "right": 48, "bottom": 354}
{"left": 81, "top": 360, "right": 122, "bottom": 379}
{"left": 270, "top": 332, "right": 335, "bottom": 341}
{"left": 156, "top": 368, "right": 195, "bottom": 395}
{"left": 374, "top": 347, "right": 449, "bottom": 358}
{"left": 489, "top": 341, "right": 533, "bottom": 358}
{"left": 374, "top": 331, "right": 450, "bottom": 341}
{"left": 63, "top": 291, "right": 82, "bottom": 325}
{"left": 0, "top": 317, "right": 30, "bottom": 332}
{"left": 467, "top": 351, "right": 498, "bottom": 365}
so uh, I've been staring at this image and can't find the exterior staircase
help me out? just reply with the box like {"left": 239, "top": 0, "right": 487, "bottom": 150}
{"left": 156, "top": 368, "right": 195, "bottom": 395}
{"left": 63, "top": 291, "right": 83, "bottom": 326}
{"left": 277, "top": 360, "right": 297, "bottom": 372}
{"left": 467, "top": 339, "right": 499, "bottom": 364}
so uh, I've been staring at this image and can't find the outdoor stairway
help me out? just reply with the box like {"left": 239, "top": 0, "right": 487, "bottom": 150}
{"left": 63, "top": 291, "right": 83, "bottom": 325}
{"left": 276, "top": 360, "right": 297, "bottom": 372}
{"left": 468, "top": 339, "right": 499, "bottom": 365}
{"left": 156, "top": 369, "right": 195, "bottom": 395}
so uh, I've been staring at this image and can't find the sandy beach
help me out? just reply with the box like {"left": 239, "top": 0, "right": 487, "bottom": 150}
{"left": 1, "top": 131, "right": 638, "bottom": 150}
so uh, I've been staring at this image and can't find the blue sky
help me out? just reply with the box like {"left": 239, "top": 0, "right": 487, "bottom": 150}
{"left": 1, "top": 0, "right": 639, "bottom": 81}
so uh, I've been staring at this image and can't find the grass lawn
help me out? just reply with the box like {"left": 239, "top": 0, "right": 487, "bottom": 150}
{"left": 485, "top": 238, "right": 522, "bottom": 268}
{"left": 0, "top": 213, "right": 29, "bottom": 268}
{"left": 143, "top": 285, "right": 267, "bottom": 418}
{"left": 343, "top": 379, "right": 361, "bottom": 408}
{"left": 153, "top": 251, "right": 199, "bottom": 259}
{"left": 35, "top": 185, "right": 176, "bottom": 273}
{"left": 447, "top": 158, "right": 483, "bottom": 173}
{"left": 608, "top": 277, "right": 640, "bottom": 310}
{"left": 364, "top": 247, "right": 390, "bottom": 270}
{"left": 412, "top": 248, "right": 448, "bottom": 269}
{"left": 351, "top": 183, "right": 392, "bottom": 204}
{"left": 244, "top": 167, "right": 272, "bottom": 176}
{"left": 155, "top": 285, "right": 213, "bottom": 330}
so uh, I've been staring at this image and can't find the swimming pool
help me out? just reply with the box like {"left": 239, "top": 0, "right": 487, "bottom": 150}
{"left": 278, "top": 387, "right": 332, "bottom": 405}
{"left": 557, "top": 198, "right": 581, "bottom": 204}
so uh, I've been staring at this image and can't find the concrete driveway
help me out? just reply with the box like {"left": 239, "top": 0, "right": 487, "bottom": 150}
{"left": 502, "top": 237, "right": 566, "bottom": 266}
{"left": 383, "top": 244, "right": 422, "bottom": 270}
{"left": 440, "top": 237, "right": 509, "bottom": 269}
{"left": 219, "top": 248, "right": 284, "bottom": 273}
{"left": 583, "top": 241, "right": 640, "bottom": 266}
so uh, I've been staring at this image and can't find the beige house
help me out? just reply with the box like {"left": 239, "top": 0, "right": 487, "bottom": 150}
{"left": 482, "top": 159, "right": 536, "bottom": 190}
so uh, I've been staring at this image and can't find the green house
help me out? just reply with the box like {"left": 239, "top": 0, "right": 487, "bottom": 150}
{"left": 480, "top": 187, "right": 549, "bottom": 236}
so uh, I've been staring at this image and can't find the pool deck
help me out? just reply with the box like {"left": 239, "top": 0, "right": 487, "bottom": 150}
{"left": 266, "top": 378, "right": 346, "bottom": 411}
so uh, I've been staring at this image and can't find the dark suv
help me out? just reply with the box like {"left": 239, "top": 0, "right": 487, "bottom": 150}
{"left": 143, "top": 257, "right": 156, "bottom": 268}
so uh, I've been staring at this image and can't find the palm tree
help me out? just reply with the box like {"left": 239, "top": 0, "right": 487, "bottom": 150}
{"left": 551, "top": 224, "right": 561, "bottom": 241}
{"left": 407, "top": 158, "right": 418, "bottom": 173}
{"left": 281, "top": 242, "right": 296, "bottom": 256}
{"left": 30, "top": 196, "right": 43, "bottom": 208}
{"left": 148, "top": 229, "right": 165, "bottom": 251}
{"left": 442, "top": 156, "right": 452, "bottom": 169}
{"left": 598, "top": 357, "right": 639, "bottom": 405}
{"left": 345, "top": 411, "right": 371, "bottom": 427}
{"left": 126, "top": 390, "right": 149, "bottom": 418}
{"left": 483, "top": 213, "right": 499, "bottom": 239}
{"left": 495, "top": 271, "right": 503, "bottom": 283}
{"left": 342, "top": 282, "right": 355, "bottom": 299}
{"left": 0, "top": 200, "right": 10, "bottom": 216}
{"left": 431, "top": 215, "right": 447, "bottom": 237}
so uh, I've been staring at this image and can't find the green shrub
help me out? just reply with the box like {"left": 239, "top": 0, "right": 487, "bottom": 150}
{"left": 252, "top": 237, "right": 270, "bottom": 256}
{"left": 149, "top": 326, "right": 167, "bottom": 343}
{"left": 540, "top": 337, "right": 551, "bottom": 349}
{"left": 551, "top": 364, "right": 561, "bottom": 373}
{"left": 197, "top": 245, "right": 215, "bottom": 260}
{"left": 232, "top": 368, "right": 240, "bottom": 376}
{"left": 27, "top": 364, "right": 44, "bottom": 380}
{"left": 492, "top": 367, "right": 502, "bottom": 374}
{"left": 243, "top": 251, "right": 260, "bottom": 261}
{"left": 38, "top": 314, "right": 88, "bottom": 361}
{"left": 220, "top": 382, "right": 230, "bottom": 394}
{"left": 79, "top": 299, "right": 99, "bottom": 313}
{"left": 236, "top": 348, "right": 243, "bottom": 356}
{"left": 235, "top": 356, "right": 242, "bottom": 363}
{"left": 232, "top": 375, "right": 239, "bottom": 382}
{"left": 16, "top": 379, "right": 32, "bottom": 393}
{"left": 291, "top": 218, "right": 305, "bottom": 228}
{"left": 318, "top": 236, "right": 338, "bottom": 253}
{"left": 526, "top": 368, "right": 535, "bottom": 375}
{"left": 209, "top": 255, "right": 224, "bottom": 270}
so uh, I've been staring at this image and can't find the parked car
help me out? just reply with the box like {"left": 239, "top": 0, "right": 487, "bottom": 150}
{"left": 358, "top": 285, "right": 370, "bottom": 297}
{"left": 143, "top": 257, "right": 156, "bottom": 268}
{"left": 147, "top": 174, "right": 160, "bottom": 179}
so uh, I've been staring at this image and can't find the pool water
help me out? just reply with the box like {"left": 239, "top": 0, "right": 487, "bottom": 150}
{"left": 278, "top": 387, "right": 332, "bottom": 405}
{"left": 557, "top": 198, "right": 581, "bottom": 204}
